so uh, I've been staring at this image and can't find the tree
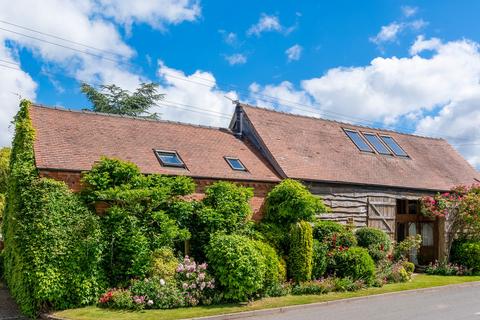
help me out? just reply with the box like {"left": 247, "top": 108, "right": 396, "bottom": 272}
{"left": 0, "top": 147, "right": 10, "bottom": 222}
{"left": 80, "top": 82, "right": 164, "bottom": 119}
{"left": 421, "top": 184, "right": 480, "bottom": 261}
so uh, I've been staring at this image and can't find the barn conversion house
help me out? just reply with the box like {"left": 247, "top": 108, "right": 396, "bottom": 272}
{"left": 30, "top": 102, "right": 480, "bottom": 264}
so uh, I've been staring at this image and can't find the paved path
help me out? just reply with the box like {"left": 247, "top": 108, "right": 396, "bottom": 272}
{"left": 0, "top": 282, "right": 26, "bottom": 320}
{"left": 249, "top": 283, "right": 480, "bottom": 320}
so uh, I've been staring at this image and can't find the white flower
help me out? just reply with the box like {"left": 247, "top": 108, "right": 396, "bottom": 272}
{"left": 160, "top": 279, "right": 166, "bottom": 286}
{"left": 147, "top": 300, "right": 154, "bottom": 306}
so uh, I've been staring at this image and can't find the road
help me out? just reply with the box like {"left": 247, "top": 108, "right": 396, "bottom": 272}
{"left": 251, "top": 283, "right": 480, "bottom": 320}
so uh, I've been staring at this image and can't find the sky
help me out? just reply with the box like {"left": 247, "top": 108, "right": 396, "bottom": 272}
{"left": 0, "top": 0, "right": 480, "bottom": 170}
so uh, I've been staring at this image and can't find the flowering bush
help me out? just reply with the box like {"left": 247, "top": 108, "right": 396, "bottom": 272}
{"left": 176, "top": 256, "right": 216, "bottom": 306}
{"left": 291, "top": 277, "right": 365, "bottom": 295}
{"left": 98, "top": 289, "right": 138, "bottom": 310}
{"left": 425, "top": 260, "right": 472, "bottom": 276}
{"left": 313, "top": 220, "right": 357, "bottom": 250}
{"left": 421, "top": 184, "right": 480, "bottom": 260}
{"left": 450, "top": 240, "right": 480, "bottom": 274}
{"left": 130, "top": 278, "right": 185, "bottom": 309}
{"left": 355, "top": 227, "right": 392, "bottom": 263}
{"left": 328, "top": 247, "right": 375, "bottom": 284}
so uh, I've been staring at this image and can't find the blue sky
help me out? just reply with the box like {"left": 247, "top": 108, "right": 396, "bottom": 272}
{"left": 1, "top": 0, "right": 480, "bottom": 169}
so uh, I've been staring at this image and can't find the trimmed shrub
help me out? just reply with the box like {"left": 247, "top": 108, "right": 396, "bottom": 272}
{"left": 329, "top": 247, "right": 375, "bottom": 284}
{"left": 148, "top": 247, "right": 179, "bottom": 280}
{"left": 312, "top": 240, "right": 328, "bottom": 279}
{"left": 451, "top": 240, "right": 480, "bottom": 273}
{"left": 253, "top": 240, "right": 286, "bottom": 289}
{"left": 289, "top": 221, "right": 314, "bottom": 282}
{"left": 403, "top": 261, "right": 415, "bottom": 274}
{"left": 264, "top": 179, "right": 329, "bottom": 225}
{"left": 313, "top": 220, "right": 357, "bottom": 249}
{"left": 206, "top": 234, "right": 266, "bottom": 301}
{"left": 355, "top": 227, "right": 392, "bottom": 263}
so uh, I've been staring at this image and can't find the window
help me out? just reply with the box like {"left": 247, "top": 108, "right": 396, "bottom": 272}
{"left": 408, "top": 200, "right": 418, "bottom": 215}
{"left": 225, "top": 157, "right": 247, "bottom": 171}
{"left": 155, "top": 150, "right": 185, "bottom": 168}
{"left": 363, "top": 133, "right": 392, "bottom": 155}
{"left": 380, "top": 136, "right": 408, "bottom": 157}
{"left": 344, "top": 129, "right": 374, "bottom": 153}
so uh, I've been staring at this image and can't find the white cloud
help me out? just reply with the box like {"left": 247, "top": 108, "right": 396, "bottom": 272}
{"left": 402, "top": 6, "right": 418, "bottom": 18}
{"left": 224, "top": 53, "right": 247, "bottom": 65}
{"left": 370, "top": 20, "right": 427, "bottom": 45}
{"left": 154, "top": 61, "right": 237, "bottom": 127}
{"left": 410, "top": 35, "right": 442, "bottom": 55}
{"left": 370, "top": 22, "right": 403, "bottom": 44}
{"left": 250, "top": 38, "right": 480, "bottom": 169}
{"left": 96, "top": 0, "right": 201, "bottom": 30}
{"left": 219, "top": 30, "right": 239, "bottom": 46}
{"left": 247, "top": 14, "right": 283, "bottom": 36}
{"left": 285, "top": 44, "right": 302, "bottom": 61}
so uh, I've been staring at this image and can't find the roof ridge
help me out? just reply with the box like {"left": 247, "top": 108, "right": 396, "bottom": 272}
{"left": 239, "top": 103, "right": 444, "bottom": 141}
{"left": 31, "top": 103, "right": 233, "bottom": 133}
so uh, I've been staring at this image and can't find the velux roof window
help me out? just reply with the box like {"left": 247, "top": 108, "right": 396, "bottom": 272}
{"left": 155, "top": 150, "right": 186, "bottom": 168}
{"left": 380, "top": 136, "right": 408, "bottom": 157}
{"left": 344, "top": 129, "right": 374, "bottom": 153}
{"left": 225, "top": 157, "right": 247, "bottom": 171}
{"left": 363, "top": 133, "right": 392, "bottom": 155}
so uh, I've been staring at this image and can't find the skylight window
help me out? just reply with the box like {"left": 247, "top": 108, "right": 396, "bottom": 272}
{"left": 225, "top": 157, "right": 247, "bottom": 171}
{"left": 344, "top": 129, "right": 374, "bottom": 153}
{"left": 363, "top": 133, "right": 392, "bottom": 155}
{"left": 380, "top": 136, "right": 408, "bottom": 157}
{"left": 155, "top": 150, "right": 185, "bottom": 168}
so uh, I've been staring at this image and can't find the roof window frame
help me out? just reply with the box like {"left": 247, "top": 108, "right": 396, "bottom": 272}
{"left": 154, "top": 149, "right": 187, "bottom": 168}
{"left": 379, "top": 135, "right": 409, "bottom": 158}
{"left": 362, "top": 132, "right": 394, "bottom": 156}
{"left": 343, "top": 128, "right": 375, "bottom": 154}
{"left": 224, "top": 156, "right": 248, "bottom": 171}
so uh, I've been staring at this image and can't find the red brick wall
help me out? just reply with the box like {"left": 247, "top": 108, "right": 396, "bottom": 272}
{"left": 39, "top": 170, "right": 275, "bottom": 219}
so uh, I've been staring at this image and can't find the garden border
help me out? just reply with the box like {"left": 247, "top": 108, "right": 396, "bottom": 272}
{"left": 42, "top": 280, "right": 480, "bottom": 320}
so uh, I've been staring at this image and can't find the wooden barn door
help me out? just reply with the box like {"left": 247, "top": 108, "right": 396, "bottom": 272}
{"left": 367, "top": 196, "right": 396, "bottom": 237}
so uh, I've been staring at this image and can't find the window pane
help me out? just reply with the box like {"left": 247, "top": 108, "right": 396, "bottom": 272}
{"left": 381, "top": 136, "right": 408, "bottom": 157}
{"left": 363, "top": 133, "right": 392, "bottom": 155}
{"left": 422, "top": 223, "right": 434, "bottom": 247}
{"left": 156, "top": 151, "right": 184, "bottom": 167}
{"left": 226, "top": 158, "right": 246, "bottom": 171}
{"left": 345, "top": 130, "right": 374, "bottom": 152}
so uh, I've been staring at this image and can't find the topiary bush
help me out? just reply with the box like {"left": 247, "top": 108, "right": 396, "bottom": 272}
{"left": 206, "top": 234, "right": 266, "bottom": 301}
{"left": 312, "top": 240, "right": 328, "bottom": 279}
{"left": 451, "top": 240, "right": 480, "bottom": 273}
{"left": 313, "top": 220, "right": 357, "bottom": 250}
{"left": 355, "top": 227, "right": 392, "bottom": 263}
{"left": 288, "top": 221, "right": 314, "bottom": 283}
{"left": 264, "top": 179, "right": 329, "bottom": 225}
{"left": 329, "top": 247, "right": 375, "bottom": 284}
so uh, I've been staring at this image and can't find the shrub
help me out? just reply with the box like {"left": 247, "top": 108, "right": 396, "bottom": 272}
{"left": 393, "top": 235, "right": 422, "bottom": 261}
{"left": 206, "top": 234, "right": 266, "bottom": 301}
{"left": 149, "top": 247, "right": 179, "bottom": 280}
{"left": 332, "top": 277, "right": 365, "bottom": 292}
{"left": 189, "top": 182, "right": 254, "bottom": 259}
{"left": 264, "top": 179, "right": 329, "bottom": 225}
{"left": 312, "top": 240, "right": 328, "bottom": 279}
{"left": 130, "top": 278, "right": 185, "bottom": 309}
{"left": 175, "top": 256, "right": 216, "bottom": 306}
{"left": 98, "top": 289, "right": 135, "bottom": 310}
{"left": 253, "top": 241, "right": 286, "bottom": 289}
{"left": 425, "top": 260, "right": 471, "bottom": 276}
{"left": 264, "top": 282, "right": 292, "bottom": 297}
{"left": 403, "top": 261, "right": 415, "bottom": 274}
{"left": 313, "top": 220, "right": 357, "bottom": 249}
{"left": 355, "top": 227, "right": 392, "bottom": 263}
{"left": 292, "top": 279, "right": 334, "bottom": 295}
{"left": 329, "top": 247, "right": 375, "bottom": 284}
{"left": 451, "top": 240, "right": 480, "bottom": 273}
{"left": 289, "top": 221, "right": 314, "bottom": 282}
{"left": 4, "top": 104, "right": 104, "bottom": 319}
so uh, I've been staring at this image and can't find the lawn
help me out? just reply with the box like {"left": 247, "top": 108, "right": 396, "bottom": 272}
{"left": 54, "top": 274, "right": 480, "bottom": 320}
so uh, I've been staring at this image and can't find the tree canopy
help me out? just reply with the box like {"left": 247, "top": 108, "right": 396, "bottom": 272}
{"left": 81, "top": 82, "right": 164, "bottom": 119}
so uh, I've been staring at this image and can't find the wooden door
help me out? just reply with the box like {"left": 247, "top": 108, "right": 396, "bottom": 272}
{"left": 367, "top": 196, "right": 396, "bottom": 237}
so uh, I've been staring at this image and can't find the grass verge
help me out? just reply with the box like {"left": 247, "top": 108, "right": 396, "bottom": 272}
{"left": 54, "top": 275, "right": 480, "bottom": 320}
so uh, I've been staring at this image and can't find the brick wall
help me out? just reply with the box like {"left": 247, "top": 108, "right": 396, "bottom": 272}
{"left": 39, "top": 170, "right": 275, "bottom": 219}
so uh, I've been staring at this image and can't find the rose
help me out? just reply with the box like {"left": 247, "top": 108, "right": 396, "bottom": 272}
{"left": 159, "top": 279, "right": 166, "bottom": 286}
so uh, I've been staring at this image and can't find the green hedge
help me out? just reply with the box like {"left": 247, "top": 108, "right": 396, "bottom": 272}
{"left": 206, "top": 234, "right": 266, "bottom": 301}
{"left": 2, "top": 101, "right": 104, "bottom": 316}
{"left": 329, "top": 247, "right": 375, "bottom": 284}
{"left": 288, "top": 221, "right": 313, "bottom": 282}
{"left": 451, "top": 240, "right": 480, "bottom": 273}
{"left": 312, "top": 239, "right": 328, "bottom": 279}
{"left": 355, "top": 227, "right": 392, "bottom": 263}
{"left": 313, "top": 220, "right": 357, "bottom": 249}
{"left": 253, "top": 240, "right": 286, "bottom": 290}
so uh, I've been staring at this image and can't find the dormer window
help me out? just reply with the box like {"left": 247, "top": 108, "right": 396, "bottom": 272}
{"left": 155, "top": 150, "right": 186, "bottom": 168}
{"left": 225, "top": 157, "right": 247, "bottom": 171}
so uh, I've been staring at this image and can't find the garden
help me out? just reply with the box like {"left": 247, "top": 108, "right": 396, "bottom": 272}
{"left": 1, "top": 101, "right": 480, "bottom": 320}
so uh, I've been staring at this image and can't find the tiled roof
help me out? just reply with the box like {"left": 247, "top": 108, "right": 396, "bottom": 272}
{"left": 30, "top": 105, "right": 280, "bottom": 182}
{"left": 240, "top": 104, "right": 480, "bottom": 191}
